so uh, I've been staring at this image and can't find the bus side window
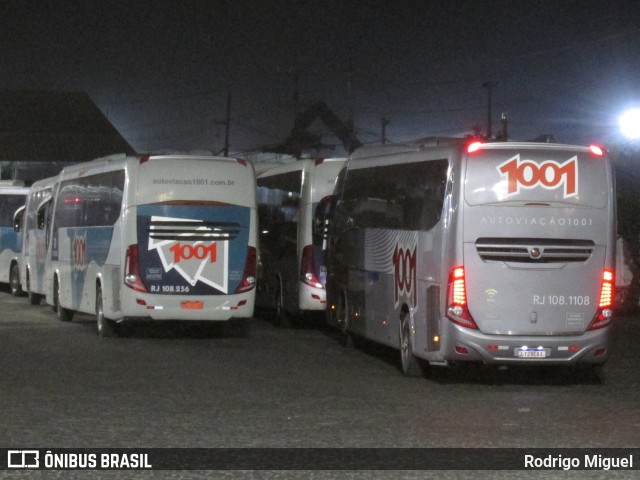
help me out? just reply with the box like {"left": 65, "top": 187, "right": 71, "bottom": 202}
{"left": 419, "top": 160, "right": 448, "bottom": 231}
{"left": 36, "top": 199, "right": 53, "bottom": 248}
{"left": 256, "top": 170, "right": 302, "bottom": 258}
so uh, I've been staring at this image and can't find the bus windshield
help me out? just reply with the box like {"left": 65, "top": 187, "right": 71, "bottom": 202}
{"left": 0, "top": 194, "right": 27, "bottom": 227}
{"left": 464, "top": 147, "right": 609, "bottom": 208}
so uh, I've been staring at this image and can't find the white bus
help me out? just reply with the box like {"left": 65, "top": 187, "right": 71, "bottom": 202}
{"left": 256, "top": 158, "right": 346, "bottom": 326}
{"left": 40, "top": 153, "right": 257, "bottom": 337}
{"left": 326, "top": 139, "right": 616, "bottom": 375}
{"left": 14, "top": 175, "right": 59, "bottom": 304}
{"left": 0, "top": 181, "right": 29, "bottom": 295}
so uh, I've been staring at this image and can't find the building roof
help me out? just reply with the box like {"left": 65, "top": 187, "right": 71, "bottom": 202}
{"left": 0, "top": 90, "right": 135, "bottom": 161}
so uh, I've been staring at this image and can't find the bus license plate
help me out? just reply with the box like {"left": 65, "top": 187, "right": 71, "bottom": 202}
{"left": 181, "top": 301, "right": 204, "bottom": 310}
{"left": 516, "top": 349, "right": 548, "bottom": 358}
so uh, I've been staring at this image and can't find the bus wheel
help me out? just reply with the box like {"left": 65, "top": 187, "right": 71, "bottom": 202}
{"left": 399, "top": 311, "right": 423, "bottom": 377}
{"left": 337, "top": 293, "right": 355, "bottom": 348}
{"left": 10, "top": 263, "right": 23, "bottom": 297}
{"left": 273, "top": 285, "right": 291, "bottom": 328}
{"left": 96, "top": 287, "right": 118, "bottom": 338}
{"left": 26, "top": 272, "right": 42, "bottom": 305}
{"left": 28, "top": 290, "right": 42, "bottom": 305}
{"left": 54, "top": 278, "right": 74, "bottom": 322}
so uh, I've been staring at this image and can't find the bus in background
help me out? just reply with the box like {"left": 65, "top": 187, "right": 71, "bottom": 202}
{"left": 256, "top": 158, "right": 346, "bottom": 326}
{"left": 0, "top": 181, "right": 29, "bottom": 296}
{"left": 14, "top": 175, "right": 59, "bottom": 304}
{"left": 326, "top": 139, "right": 616, "bottom": 376}
{"left": 40, "top": 153, "right": 257, "bottom": 337}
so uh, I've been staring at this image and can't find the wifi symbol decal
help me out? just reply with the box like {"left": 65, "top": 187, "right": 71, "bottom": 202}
{"left": 485, "top": 289, "right": 498, "bottom": 302}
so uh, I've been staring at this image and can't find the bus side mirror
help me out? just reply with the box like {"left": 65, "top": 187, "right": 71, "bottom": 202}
{"left": 35, "top": 197, "right": 53, "bottom": 230}
{"left": 37, "top": 206, "right": 46, "bottom": 230}
{"left": 13, "top": 206, "right": 25, "bottom": 233}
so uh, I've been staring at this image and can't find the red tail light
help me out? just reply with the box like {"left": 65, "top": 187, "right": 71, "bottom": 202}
{"left": 300, "top": 245, "right": 323, "bottom": 289}
{"left": 124, "top": 244, "right": 148, "bottom": 292}
{"left": 235, "top": 246, "right": 257, "bottom": 293}
{"left": 588, "top": 269, "right": 614, "bottom": 330}
{"left": 467, "top": 141, "right": 482, "bottom": 153}
{"left": 598, "top": 269, "right": 614, "bottom": 308}
{"left": 446, "top": 266, "right": 478, "bottom": 329}
{"left": 450, "top": 266, "right": 466, "bottom": 305}
{"left": 589, "top": 145, "right": 604, "bottom": 157}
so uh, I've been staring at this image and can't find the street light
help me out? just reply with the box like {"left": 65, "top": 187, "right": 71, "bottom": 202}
{"left": 619, "top": 108, "right": 640, "bottom": 140}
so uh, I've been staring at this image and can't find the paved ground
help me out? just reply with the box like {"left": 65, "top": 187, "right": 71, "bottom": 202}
{"left": 1, "top": 292, "right": 638, "bottom": 479}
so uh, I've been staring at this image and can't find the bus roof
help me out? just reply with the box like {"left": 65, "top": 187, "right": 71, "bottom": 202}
{"left": 0, "top": 185, "right": 29, "bottom": 195}
{"left": 256, "top": 157, "right": 346, "bottom": 178}
{"left": 349, "top": 139, "right": 606, "bottom": 161}
{"left": 57, "top": 153, "right": 252, "bottom": 179}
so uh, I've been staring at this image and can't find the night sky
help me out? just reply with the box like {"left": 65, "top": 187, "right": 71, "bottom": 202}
{"left": 3, "top": 0, "right": 640, "bottom": 156}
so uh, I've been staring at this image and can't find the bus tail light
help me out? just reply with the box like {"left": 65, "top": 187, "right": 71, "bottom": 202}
{"left": 467, "top": 141, "right": 482, "bottom": 153}
{"left": 235, "top": 247, "right": 257, "bottom": 293}
{"left": 124, "top": 244, "right": 148, "bottom": 292}
{"left": 446, "top": 266, "right": 478, "bottom": 329}
{"left": 588, "top": 269, "right": 614, "bottom": 330}
{"left": 589, "top": 144, "right": 604, "bottom": 157}
{"left": 300, "top": 245, "right": 323, "bottom": 289}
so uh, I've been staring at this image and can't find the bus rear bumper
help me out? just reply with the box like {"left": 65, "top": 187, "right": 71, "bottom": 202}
{"left": 299, "top": 282, "right": 327, "bottom": 311}
{"left": 120, "top": 292, "right": 255, "bottom": 321}
{"left": 442, "top": 320, "right": 611, "bottom": 365}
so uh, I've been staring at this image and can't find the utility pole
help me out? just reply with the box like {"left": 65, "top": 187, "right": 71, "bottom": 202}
{"left": 276, "top": 67, "right": 301, "bottom": 128}
{"left": 346, "top": 65, "right": 356, "bottom": 151}
{"left": 500, "top": 112, "right": 508, "bottom": 141}
{"left": 381, "top": 117, "right": 390, "bottom": 144}
{"left": 482, "top": 81, "right": 498, "bottom": 139}
{"left": 215, "top": 93, "right": 231, "bottom": 156}
{"left": 223, "top": 93, "right": 231, "bottom": 156}
{"left": 292, "top": 72, "right": 300, "bottom": 120}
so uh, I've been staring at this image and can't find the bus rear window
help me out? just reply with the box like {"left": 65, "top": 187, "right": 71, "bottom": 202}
{"left": 464, "top": 149, "right": 609, "bottom": 208}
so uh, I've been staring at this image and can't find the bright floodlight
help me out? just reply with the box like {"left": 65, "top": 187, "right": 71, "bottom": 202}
{"left": 619, "top": 109, "right": 640, "bottom": 139}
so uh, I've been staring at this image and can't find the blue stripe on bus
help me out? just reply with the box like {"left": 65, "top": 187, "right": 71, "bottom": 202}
{"left": 136, "top": 204, "right": 251, "bottom": 295}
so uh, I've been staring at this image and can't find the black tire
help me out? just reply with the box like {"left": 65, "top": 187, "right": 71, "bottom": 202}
{"left": 10, "top": 263, "right": 23, "bottom": 297}
{"left": 273, "top": 285, "right": 292, "bottom": 328}
{"left": 399, "top": 311, "right": 424, "bottom": 377}
{"left": 28, "top": 290, "right": 42, "bottom": 305}
{"left": 337, "top": 293, "right": 355, "bottom": 348}
{"left": 96, "top": 287, "right": 118, "bottom": 337}
{"left": 54, "top": 277, "right": 73, "bottom": 322}
{"left": 25, "top": 271, "right": 41, "bottom": 305}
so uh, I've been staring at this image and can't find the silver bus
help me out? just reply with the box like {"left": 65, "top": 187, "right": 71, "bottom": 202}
{"left": 39, "top": 153, "right": 258, "bottom": 337}
{"left": 256, "top": 158, "right": 346, "bottom": 326}
{"left": 326, "top": 139, "right": 616, "bottom": 376}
